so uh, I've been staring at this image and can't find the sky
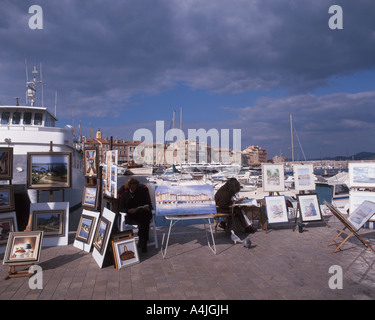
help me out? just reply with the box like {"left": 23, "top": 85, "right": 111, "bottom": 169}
{"left": 0, "top": 0, "right": 374, "bottom": 160}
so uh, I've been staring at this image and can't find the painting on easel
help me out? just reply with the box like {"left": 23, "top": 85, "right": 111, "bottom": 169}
{"left": 3, "top": 231, "right": 43, "bottom": 264}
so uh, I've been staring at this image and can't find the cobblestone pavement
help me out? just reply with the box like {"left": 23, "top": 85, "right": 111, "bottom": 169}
{"left": 1, "top": 216, "right": 374, "bottom": 300}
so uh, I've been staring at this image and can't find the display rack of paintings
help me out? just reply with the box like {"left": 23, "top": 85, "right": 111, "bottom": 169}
{"left": 102, "top": 150, "right": 118, "bottom": 199}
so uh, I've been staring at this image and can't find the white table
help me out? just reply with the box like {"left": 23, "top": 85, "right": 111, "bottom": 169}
{"left": 160, "top": 214, "right": 217, "bottom": 258}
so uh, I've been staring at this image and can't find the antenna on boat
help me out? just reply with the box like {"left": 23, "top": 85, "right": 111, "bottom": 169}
{"left": 26, "top": 65, "right": 42, "bottom": 106}
{"left": 40, "top": 62, "right": 44, "bottom": 107}
{"left": 54, "top": 91, "right": 57, "bottom": 117}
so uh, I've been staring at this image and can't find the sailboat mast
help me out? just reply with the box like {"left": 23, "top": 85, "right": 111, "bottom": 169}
{"left": 290, "top": 113, "right": 294, "bottom": 162}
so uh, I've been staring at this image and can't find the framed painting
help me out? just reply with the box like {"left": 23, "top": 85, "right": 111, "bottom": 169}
{"left": 297, "top": 193, "right": 322, "bottom": 222}
{"left": 73, "top": 209, "right": 100, "bottom": 252}
{"left": 0, "top": 147, "right": 13, "bottom": 180}
{"left": 293, "top": 163, "right": 315, "bottom": 191}
{"left": 82, "top": 185, "right": 99, "bottom": 210}
{"left": 264, "top": 195, "right": 289, "bottom": 224}
{"left": 112, "top": 237, "right": 139, "bottom": 269}
{"left": 348, "top": 162, "right": 375, "bottom": 188}
{"left": 0, "top": 211, "right": 18, "bottom": 247}
{"left": 32, "top": 209, "right": 66, "bottom": 237}
{"left": 0, "top": 185, "right": 15, "bottom": 213}
{"left": 347, "top": 200, "right": 375, "bottom": 231}
{"left": 27, "top": 152, "right": 72, "bottom": 189}
{"left": 29, "top": 202, "right": 69, "bottom": 247}
{"left": 155, "top": 184, "right": 216, "bottom": 216}
{"left": 3, "top": 231, "right": 43, "bottom": 265}
{"left": 262, "top": 163, "right": 285, "bottom": 192}
{"left": 93, "top": 216, "right": 112, "bottom": 255}
{"left": 349, "top": 191, "right": 375, "bottom": 222}
{"left": 75, "top": 214, "right": 97, "bottom": 244}
{"left": 84, "top": 147, "right": 98, "bottom": 178}
{"left": 92, "top": 207, "right": 116, "bottom": 268}
{"left": 102, "top": 150, "right": 118, "bottom": 198}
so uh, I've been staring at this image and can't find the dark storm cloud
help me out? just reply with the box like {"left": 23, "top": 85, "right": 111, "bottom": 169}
{"left": 0, "top": 0, "right": 374, "bottom": 158}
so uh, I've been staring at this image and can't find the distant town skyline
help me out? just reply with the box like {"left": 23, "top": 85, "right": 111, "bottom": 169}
{"left": 1, "top": 1, "right": 374, "bottom": 160}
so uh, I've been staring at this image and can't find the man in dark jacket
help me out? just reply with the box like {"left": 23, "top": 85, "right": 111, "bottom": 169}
{"left": 118, "top": 178, "right": 153, "bottom": 252}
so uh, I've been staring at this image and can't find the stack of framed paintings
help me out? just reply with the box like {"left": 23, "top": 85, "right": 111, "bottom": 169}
{"left": 29, "top": 202, "right": 69, "bottom": 247}
{"left": 348, "top": 162, "right": 375, "bottom": 228}
{"left": 92, "top": 207, "right": 116, "bottom": 268}
{"left": 73, "top": 209, "right": 100, "bottom": 252}
{"left": 111, "top": 231, "right": 139, "bottom": 269}
{"left": 0, "top": 148, "right": 18, "bottom": 255}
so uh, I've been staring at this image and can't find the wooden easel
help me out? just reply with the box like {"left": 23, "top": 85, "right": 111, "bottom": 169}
{"left": 4, "top": 262, "right": 35, "bottom": 280}
{"left": 294, "top": 190, "right": 329, "bottom": 232}
{"left": 325, "top": 201, "right": 375, "bottom": 253}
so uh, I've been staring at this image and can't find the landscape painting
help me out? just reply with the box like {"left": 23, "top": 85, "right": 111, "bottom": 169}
{"left": 27, "top": 152, "right": 72, "bottom": 189}
{"left": 32, "top": 210, "right": 66, "bottom": 237}
{"left": 297, "top": 194, "right": 322, "bottom": 222}
{"left": 262, "top": 164, "right": 285, "bottom": 192}
{"left": 155, "top": 184, "right": 216, "bottom": 216}
{"left": 349, "top": 162, "right": 375, "bottom": 188}
{"left": 93, "top": 217, "right": 111, "bottom": 255}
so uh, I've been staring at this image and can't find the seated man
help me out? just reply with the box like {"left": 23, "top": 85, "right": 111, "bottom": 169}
{"left": 215, "top": 178, "right": 256, "bottom": 233}
{"left": 118, "top": 178, "right": 153, "bottom": 252}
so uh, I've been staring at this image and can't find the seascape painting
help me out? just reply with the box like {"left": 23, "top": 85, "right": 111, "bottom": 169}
{"left": 93, "top": 217, "right": 111, "bottom": 254}
{"left": 293, "top": 164, "right": 315, "bottom": 191}
{"left": 347, "top": 200, "right": 375, "bottom": 231}
{"left": 76, "top": 215, "right": 95, "bottom": 243}
{"left": 82, "top": 186, "right": 98, "bottom": 210}
{"left": 349, "top": 162, "right": 375, "bottom": 188}
{"left": 155, "top": 184, "right": 216, "bottom": 216}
